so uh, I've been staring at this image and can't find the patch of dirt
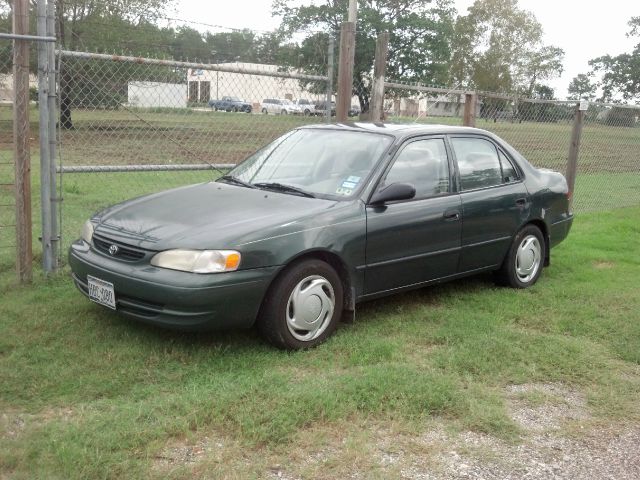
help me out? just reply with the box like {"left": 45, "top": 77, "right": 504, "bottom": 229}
{"left": 369, "top": 383, "right": 640, "bottom": 480}
{"left": 1, "top": 407, "right": 74, "bottom": 440}
{"left": 593, "top": 260, "right": 615, "bottom": 269}
{"left": 152, "top": 435, "right": 225, "bottom": 469}
{"left": 505, "top": 382, "right": 590, "bottom": 432}
{"left": 148, "top": 383, "right": 640, "bottom": 480}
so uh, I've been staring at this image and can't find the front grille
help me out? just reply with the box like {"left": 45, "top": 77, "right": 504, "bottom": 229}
{"left": 93, "top": 234, "right": 148, "bottom": 261}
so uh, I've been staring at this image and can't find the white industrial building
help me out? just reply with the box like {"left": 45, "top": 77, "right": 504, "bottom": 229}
{"left": 127, "top": 81, "right": 187, "bottom": 108}
{"left": 186, "top": 63, "right": 327, "bottom": 107}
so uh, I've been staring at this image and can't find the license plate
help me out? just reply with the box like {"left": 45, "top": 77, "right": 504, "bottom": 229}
{"left": 87, "top": 275, "right": 116, "bottom": 310}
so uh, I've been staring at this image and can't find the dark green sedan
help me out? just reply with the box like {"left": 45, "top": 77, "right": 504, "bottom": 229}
{"left": 69, "top": 123, "right": 573, "bottom": 349}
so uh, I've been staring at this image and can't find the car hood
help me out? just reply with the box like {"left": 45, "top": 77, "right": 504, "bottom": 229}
{"left": 93, "top": 182, "right": 340, "bottom": 251}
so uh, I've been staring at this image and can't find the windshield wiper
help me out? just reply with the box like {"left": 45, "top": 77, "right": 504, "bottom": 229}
{"left": 218, "top": 175, "right": 255, "bottom": 189}
{"left": 253, "top": 182, "right": 316, "bottom": 198}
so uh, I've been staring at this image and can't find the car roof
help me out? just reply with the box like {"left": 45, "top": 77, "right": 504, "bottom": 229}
{"left": 297, "top": 122, "right": 493, "bottom": 141}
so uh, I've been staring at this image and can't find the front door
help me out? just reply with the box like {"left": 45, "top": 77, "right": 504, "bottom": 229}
{"left": 365, "top": 137, "right": 462, "bottom": 294}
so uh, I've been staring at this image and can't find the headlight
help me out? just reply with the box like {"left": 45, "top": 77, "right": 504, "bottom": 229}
{"left": 81, "top": 220, "right": 94, "bottom": 244}
{"left": 150, "top": 249, "right": 241, "bottom": 274}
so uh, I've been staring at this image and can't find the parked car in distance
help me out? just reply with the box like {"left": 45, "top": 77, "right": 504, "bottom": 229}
{"left": 261, "top": 98, "right": 300, "bottom": 115}
{"left": 293, "top": 99, "right": 316, "bottom": 116}
{"left": 349, "top": 104, "right": 361, "bottom": 117}
{"left": 208, "top": 96, "right": 252, "bottom": 113}
{"left": 314, "top": 100, "right": 336, "bottom": 116}
{"left": 70, "top": 123, "right": 573, "bottom": 350}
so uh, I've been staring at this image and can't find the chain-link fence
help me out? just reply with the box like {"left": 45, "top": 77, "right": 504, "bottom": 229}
{"left": 56, "top": 42, "right": 333, "bottom": 264}
{"left": 3, "top": 21, "right": 640, "bottom": 278}
{"left": 382, "top": 81, "right": 640, "bottom": 212}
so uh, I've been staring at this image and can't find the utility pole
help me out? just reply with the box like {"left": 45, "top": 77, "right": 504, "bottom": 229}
{"left": 370, "top": 32, "right": 389, "bottom": 122}
{"left": 336, "top": 1, "right": 356, "bottom": 122}
{"left": 13, "top": 0, "right": 33, "bottom": 283}
{"left": 348, "top": 0, "right": 357, "bottom": 23}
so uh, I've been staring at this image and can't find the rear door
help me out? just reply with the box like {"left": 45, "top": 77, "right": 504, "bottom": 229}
{"left": 449, "top": 135, "right": 530, "bottom": 272}
{"left": 364, "top": 137, "right": 462, "bottom": 294}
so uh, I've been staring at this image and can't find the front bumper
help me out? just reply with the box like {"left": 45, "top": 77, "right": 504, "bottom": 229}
{"left": 69, "top": 240, "right": 279, "bottom": 331}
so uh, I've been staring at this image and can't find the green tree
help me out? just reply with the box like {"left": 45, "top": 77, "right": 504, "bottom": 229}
{"left": 451, "top": 0, "right": 564, "bottom": 95}
{"left": 55, "top": 0, "right": 175, "bottom": 128}
{"left": 567, "top": 73, "right": 597, "bottom": 101}
{"left": 273, "top": 0, "right": 456, "bottom": 112}
{"left": 589, "top": 16, "right": 640, "bottom": 102}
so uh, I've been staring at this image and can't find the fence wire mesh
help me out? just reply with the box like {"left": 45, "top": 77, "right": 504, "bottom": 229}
{"left": 57, "top": 45, "right": 332, "bottom": 261}
{"left": 383, "top": 82, "right": 640, "bottom": 213}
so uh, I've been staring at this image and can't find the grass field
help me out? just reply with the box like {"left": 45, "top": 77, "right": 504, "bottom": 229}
{"left": 1, "top": 206, "right": 639, "bottom": 479}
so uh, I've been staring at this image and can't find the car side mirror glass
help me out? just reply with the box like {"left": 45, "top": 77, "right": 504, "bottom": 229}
{"left": 369, "top": 182, "right": 416, "bottom": 205}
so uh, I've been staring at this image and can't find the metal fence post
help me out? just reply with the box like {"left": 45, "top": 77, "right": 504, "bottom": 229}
{"left": 13, "top": 0, "right": 33, "bottom": 283}
{"left": 326, "top": 35, "right": 334, "bottom": 124}
{"left": 369, "top": 32, "right": 389, "bottom": 123}
{"left": 566, "top": 102, "right": 585, "bottom": 208}
{"left": 336, "top": 22, "right": 355, "bottom": 122}
{"left": 47, "top": 0, "right": 59, "bottom": 269}
{"left": 37, "top": 0, "right": 53, "bottom": 273}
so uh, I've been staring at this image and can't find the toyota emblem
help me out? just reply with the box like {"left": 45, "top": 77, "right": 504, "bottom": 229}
{"left": 108, "top": 244, "right": 119, "bottom": 256}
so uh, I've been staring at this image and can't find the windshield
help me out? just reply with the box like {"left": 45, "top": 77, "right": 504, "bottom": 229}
{"left": 226, "top": 129, "right": 392, "bottom": 199}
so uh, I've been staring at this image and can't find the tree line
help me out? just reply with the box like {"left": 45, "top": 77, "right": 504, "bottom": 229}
{"left": 0, "top": 0, "right": 638, "bottom": 126}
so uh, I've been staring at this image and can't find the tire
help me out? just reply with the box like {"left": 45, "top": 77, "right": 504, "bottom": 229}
{"left": 304, "top": 109, "right": 311, "bottom": 116}
{"left": 494, "top": 224, "right": 545, "bottom": 288}
{"left": 281, "top": 109, "right": 288, "bottom": 115}
{"left": 262, "top": 108, "right": 268, "bottom": 114}
{"left": 232, "top": 106, "right": 238, "bottom": 112}
{"left": 258, "top": 259, "right": 343, "bottom": 350}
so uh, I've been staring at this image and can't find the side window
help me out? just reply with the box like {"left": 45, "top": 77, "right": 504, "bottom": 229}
{"left": 383, "top": 138, "right": 450, "bottom": 199}
{"left": 499, "top": 150, "right": 519, "bottom": 183}
{"left": 451, "top": 137, "right": 502, "bottom": 191}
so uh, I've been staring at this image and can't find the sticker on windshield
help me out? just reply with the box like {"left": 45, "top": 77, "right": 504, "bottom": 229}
{"left": 341, "top": 181, "right": 357, "bottom": 189}
{"left": 335, "top": 187, "right": 353, "bottom": 196}
{"left": 346, "top": 176, "right": 361, "bottom": 183}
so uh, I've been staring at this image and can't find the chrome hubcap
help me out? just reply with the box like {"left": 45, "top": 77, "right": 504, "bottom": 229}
{"left": 516, "top": 235, "right": 541, "bottom": 283}
{"left": 286, "top": 275, "right": 335, "bottom": 342}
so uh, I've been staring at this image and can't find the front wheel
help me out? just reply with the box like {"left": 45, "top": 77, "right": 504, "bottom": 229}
{"left": 262, "top": 108, "right": 268, "bottom": 114}
{"left": 258, "top": 260, "right": 343, "bottom": 350}
{"left": 281, "top": 109, "right": 288, "bottom": 115}
{"left": 494, "top": 224, "right": 545, "bottom": 288}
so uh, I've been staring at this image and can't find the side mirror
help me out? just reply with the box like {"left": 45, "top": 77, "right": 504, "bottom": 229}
{"left": 369, "top": 182, "right": 416, "bottom": 205}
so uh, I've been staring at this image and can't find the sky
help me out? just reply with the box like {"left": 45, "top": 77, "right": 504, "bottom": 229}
{"left": 169, "top": 0, "right": 638, "bottom": 98}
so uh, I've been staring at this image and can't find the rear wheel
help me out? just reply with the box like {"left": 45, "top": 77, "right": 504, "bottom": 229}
{"left": 281, "top": 109, "right": 288, "bottom": 115}
{"left": 262, "top": 108, "right": 268, "bottom": 114}
{"left": 495, "top": 224, "right": 545, "bottom": 288}
{"left": 232, "top": 106, "right": 238, "bottom": 112}
{"left": 258, "top": 260, "right": 343, "bottom": 350}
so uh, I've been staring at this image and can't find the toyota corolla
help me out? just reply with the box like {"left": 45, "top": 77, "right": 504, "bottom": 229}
{"left": 69, "top": 123, "right": 573, "bottom": 349}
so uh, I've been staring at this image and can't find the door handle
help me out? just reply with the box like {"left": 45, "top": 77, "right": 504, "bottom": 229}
{"left": 443, "top": 210, "right": 460, "bottom": 221}
{"left": 515, "top": 198, "right": 527, "bottom": 207}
